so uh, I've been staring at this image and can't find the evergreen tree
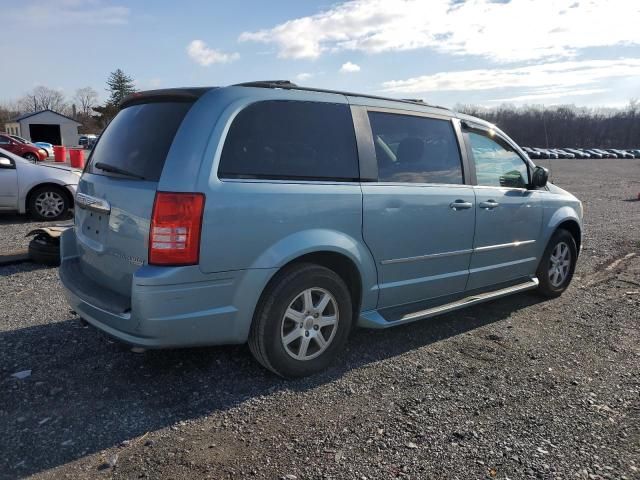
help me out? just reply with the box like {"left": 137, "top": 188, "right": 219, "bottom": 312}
{"left": 92, "top": 103, "right": 120, "bottom": 129}
{"left": 94, "top": 69, "right": 136, "bottom": 127}
{"left": 106, "top": 69, "right": 136, "bottom": 106}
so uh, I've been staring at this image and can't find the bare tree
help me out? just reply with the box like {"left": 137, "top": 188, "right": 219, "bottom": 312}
{"left": 18, "top": 86, "right": 67, "bottom": 113}
{"left": 74, "top": 87, "right": 99, "bottom": 116}
{"left": 456, "top": 102, "right": 640, "bottom": 148}
{"left": 0, "top": 102, "right": 21, "bottom": 125}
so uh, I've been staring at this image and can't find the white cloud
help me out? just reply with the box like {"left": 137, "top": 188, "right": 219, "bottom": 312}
{"left": 187, "top": 40, "right": 239, "bottom": 66}
{"left": 295, "top": 72, "right": 314, "bottom": 81}
{"left": 340, "top": 61, "right": 361, "bottom": 73}
{"left": 488, "top": 88, "right": 609, "bottom": 103}
{"left": 381, "top": 59, "right": 640, "bottom": 100}
{"left": 9, "top": 0, "right": 130, "bottom": 25}
{"left": 239, "top": 0, "right": 640, "bottom": 63}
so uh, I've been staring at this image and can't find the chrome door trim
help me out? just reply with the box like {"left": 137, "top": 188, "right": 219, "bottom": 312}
{"left": 474, "top": 239, "right": 536, "bottom": 252}
{"left": 472, "top": 185, "right": 529, "bottom": 192}
{"left": 381, "top": 239, "right": 536, "bottom": 265}
{"left": 219, "top": 178, "right": 361, "bottom": 186}
{"left": 372, "top": 182, "right": 474, "bottom": 189}
{"left": 381, "top": 248, "right": 473, "bottom": 265}
{"left": 364, "top": 105, "right": 453, "bottom": 121}
{"left": 75, "top": 192, "right": 111, "bottom": 214}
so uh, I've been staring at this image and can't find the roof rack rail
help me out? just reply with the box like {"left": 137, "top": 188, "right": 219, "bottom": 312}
{"left": 231, "top": 80, "right": 450, "bottom": 111}
{"left": 234, "top": 80, "right": 297, "bottom": 89}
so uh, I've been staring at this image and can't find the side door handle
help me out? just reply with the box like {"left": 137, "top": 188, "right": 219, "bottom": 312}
{"left": 449, "top": 199, "right": 473, "bottom": 210}
{"left": 479, "top": 200, "right": 500, "bottom": 209}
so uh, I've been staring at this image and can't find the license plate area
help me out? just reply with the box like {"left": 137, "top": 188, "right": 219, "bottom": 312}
{"left": 78, "top": 210, "right": 109, "bottom": 244}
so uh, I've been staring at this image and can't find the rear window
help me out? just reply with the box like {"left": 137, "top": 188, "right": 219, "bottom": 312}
{"left": 218, "top": 100, "right": 359, "bottom": 181}
{"left": 87, "top": 102, "right": 193, "bottom": 181}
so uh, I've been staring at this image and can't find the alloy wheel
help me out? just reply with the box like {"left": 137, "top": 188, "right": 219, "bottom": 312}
{"left": 549, "top": 241, "right": 571, "bottom": 287}
{"left": 34, "top": 191, "right": 65, "bottom": 218}
{"left": 280, "top": 287, "right": 339, "bottom": 361}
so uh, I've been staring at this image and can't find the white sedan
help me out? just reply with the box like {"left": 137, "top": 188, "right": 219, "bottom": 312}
{"left": 0, "top": 147, "right": 80, "bottom": 220}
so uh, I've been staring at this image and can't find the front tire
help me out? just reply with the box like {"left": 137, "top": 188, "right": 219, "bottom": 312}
{"left": 28, "top": 186, "right": 70, "bottom": 221}
{"left": 536, "top": 229, "right": 577, "bottom": 298}
{"left": 249, "top": 263, "right": 353, "bottom": 378}
{"left": 24, "top": 153, "right": 39, "bottom": 162}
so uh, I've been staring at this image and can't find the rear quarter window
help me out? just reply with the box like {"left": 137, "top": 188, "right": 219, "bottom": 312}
{"left": 87, "top": 102, "right": 193, "bottom": 181}
{"left": 218, "top": 100, "right": 359, "bottom": 181}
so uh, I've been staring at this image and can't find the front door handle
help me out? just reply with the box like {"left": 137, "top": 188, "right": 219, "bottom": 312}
{"left": 479, "top": 200, "right": 500, "bottom": 210}
{"left": 450, "top": 199, "right": 473, "bottom": 210}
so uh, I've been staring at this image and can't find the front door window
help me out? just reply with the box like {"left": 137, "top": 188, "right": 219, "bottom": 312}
{"left": 468, "top": 131, "right": 529, "bottom": 189}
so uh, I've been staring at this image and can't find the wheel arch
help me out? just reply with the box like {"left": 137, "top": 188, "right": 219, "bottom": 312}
{"left": 553, "top": 219, "right": 582, "bottom": 256}
{"left": 25, "top": 182, "right": 74, "bottom": 214}
{"left": 277, "top": 251, "right": 363, "bottom": 321}
{"left": 545, "top": 206, "right": 582, "bottom": 256}
{"left": 248, "top": 228, "right": 378, "bottom": 307}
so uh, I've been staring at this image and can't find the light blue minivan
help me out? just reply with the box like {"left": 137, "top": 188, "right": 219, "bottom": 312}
{"left": 60, "top": 81, "right": 583, "bottom": 377}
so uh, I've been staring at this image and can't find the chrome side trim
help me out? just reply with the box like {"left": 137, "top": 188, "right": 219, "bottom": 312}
{"left": 379, "top": 268, "right": 469, "bottom": 290}
{"left": 75, "top": 192, "right": 111, "bottom": 215}
{"left": 396, "top": 277, "right": 539, "bottom": 324}
{"left": 472, "top": 185, "right": 528, "bottom": 192}
{"left": 381, "top": 240, "right": 536, "bottom": 265}
{"left": 474, "top": 239, "right": 536, "bottom": 252}
{"left": 381, "top": 249, "right": 473, "bottom": 265}
{"left": 468, "top": 257, "right": 537, "bottom": 274}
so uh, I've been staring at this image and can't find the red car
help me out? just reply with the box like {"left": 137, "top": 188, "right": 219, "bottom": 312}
{"left": 0, "top": 132, "right": 48, "bottom": 162}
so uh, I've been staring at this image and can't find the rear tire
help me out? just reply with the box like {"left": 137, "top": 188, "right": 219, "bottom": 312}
{"left": 249, "top": 263, "right": 353, "bottom": 378}
{"left": 536, "top": 229, "right": 577, "bottom": 298}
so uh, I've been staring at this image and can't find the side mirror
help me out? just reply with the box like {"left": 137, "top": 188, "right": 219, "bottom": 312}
{"left": 0, "top": 157, "right": 15, "bottom": 169}
{"left": 531, "top": 166, "right": 549, "bottom": 189}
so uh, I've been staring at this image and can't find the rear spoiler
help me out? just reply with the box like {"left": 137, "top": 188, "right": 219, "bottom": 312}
{"left": 120, "top": 87, "right": 216, "bottom": 109}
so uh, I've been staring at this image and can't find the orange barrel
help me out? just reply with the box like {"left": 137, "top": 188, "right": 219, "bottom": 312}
{"left": 53, "top": 145, "right": 66, "bottom": 163}
{"left": 69, "top": 148, "right": 85, "bottom": 169}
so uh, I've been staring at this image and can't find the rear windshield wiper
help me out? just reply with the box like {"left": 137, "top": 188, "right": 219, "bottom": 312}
{"left": 94, "top": 162, "right": 146, "bottom": 180}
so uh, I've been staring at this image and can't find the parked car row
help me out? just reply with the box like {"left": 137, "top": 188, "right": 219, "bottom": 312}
{"left": 522, "top": 147, "right": 640, "bottom": 160}
{"left": 7, "top": 134, "right": 54, "bottom": 157}
{"left": 79, "top": 134, "right": 99, "bottom": 149}
{"left": 0, "top": 132, "right": 49, "bottom": 162}
{"left": 1, "top": 132, "right": 101, "bottom": 161}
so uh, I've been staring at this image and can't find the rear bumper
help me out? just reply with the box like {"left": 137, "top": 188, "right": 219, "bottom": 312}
{"left": 59, "top": 229, "right": 276, "bottom": 348}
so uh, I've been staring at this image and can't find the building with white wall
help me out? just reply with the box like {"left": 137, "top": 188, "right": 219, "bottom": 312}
{"left": 4, "top": 110, "right": 81, "bottom": 146}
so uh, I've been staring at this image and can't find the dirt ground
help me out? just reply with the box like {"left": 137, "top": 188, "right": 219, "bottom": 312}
{"left": 0, "top": 159, "right": 638, "bottom": 480}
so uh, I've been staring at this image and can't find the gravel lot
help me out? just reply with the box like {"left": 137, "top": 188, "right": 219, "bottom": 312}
{"left": 0, "top": 215, "right": 52, "bottom": 255}
{"left": 1, "top": 159, "right": 638, "bottom": 480}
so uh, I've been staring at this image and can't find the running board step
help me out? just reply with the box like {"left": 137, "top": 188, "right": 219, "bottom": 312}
{"left": 358, "top": 277, "right": 539, "bottom": 329}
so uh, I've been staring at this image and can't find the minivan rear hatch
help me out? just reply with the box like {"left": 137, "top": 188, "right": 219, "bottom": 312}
{"left": 73, "top": 94, "right": 201, "bottom": 301}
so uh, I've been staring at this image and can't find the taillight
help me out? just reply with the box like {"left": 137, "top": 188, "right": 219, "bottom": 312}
{"left": 149, "top": 192, "right": 205, "bottom": 266}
